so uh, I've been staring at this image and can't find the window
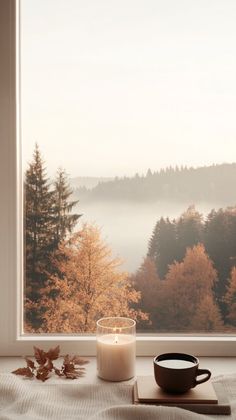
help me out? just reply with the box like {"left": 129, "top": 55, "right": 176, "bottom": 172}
{"left": 1, "top": 0, "right": 236, "bottom": 356}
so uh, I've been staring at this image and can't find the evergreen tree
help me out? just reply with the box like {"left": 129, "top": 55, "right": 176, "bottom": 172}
{"left": 148, "top": 217, "right": 177, "bottom": 278}
{"left": 205, "top": 207, "right": 236, "bottom": 311}
{"left": 25, "top": 144, "right": 54, "bottom": 305}
{"left": 52, "top": 168, "right": 81, "bottom": 247}
{"left": 24, "top": 146, "right": 81, "bottom": 329}
{"left": 175, "top": 205, "right": 203, "bottom": 261}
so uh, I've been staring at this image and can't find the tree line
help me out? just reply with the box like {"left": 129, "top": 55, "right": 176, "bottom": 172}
{"left": 131, "top": 205, "right": 236, "bottom": 332}
{"left": 25, "top": 145, "right": 236, "bottom": 334}
{"left": 74, "top": 163, "right": 236, "bottom": 203}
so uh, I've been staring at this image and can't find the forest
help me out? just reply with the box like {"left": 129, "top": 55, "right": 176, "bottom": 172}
{"left": 73, "top": 163, "right": 236, "bottom": 204}
{"left": 25, "top": 145, "right": 236, "bottom": 334}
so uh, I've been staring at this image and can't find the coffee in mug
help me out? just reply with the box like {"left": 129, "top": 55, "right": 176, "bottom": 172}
{"left": 153, "top": 352, "right": 211, "bottom": 394}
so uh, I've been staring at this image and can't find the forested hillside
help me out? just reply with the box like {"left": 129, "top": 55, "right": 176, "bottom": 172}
{"left": 74, "top": 163, "right": 236, "bottom": 203}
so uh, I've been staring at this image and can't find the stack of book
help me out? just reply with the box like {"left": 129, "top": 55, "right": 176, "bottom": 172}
{"left": 133, "top": 376, "right": 231, "bottom": 415}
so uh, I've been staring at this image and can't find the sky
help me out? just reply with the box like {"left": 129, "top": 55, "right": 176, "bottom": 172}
{"left": 21, "top": 0, "right": 236, "bottom": 178}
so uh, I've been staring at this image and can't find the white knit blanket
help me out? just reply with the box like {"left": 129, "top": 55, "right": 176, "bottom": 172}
{"left": 0, "top": 374, "right": 236, "bottom": 420}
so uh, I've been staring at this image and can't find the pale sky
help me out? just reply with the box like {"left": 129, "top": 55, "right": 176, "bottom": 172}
{"left": 21, "top": 0, "right": 236, "bottom": 178}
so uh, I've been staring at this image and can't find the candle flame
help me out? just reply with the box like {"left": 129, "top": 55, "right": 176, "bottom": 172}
{"left": 114, "top": 335, "right": 118, "bottom": 344}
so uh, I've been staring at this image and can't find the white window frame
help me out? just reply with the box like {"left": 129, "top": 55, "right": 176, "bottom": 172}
{"left": 1, "top": 0, "right": 236, "bottom": 357}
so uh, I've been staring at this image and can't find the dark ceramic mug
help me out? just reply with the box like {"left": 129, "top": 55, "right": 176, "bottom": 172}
{"left": 153, "top": 352, "right": 211, "bottom": 394}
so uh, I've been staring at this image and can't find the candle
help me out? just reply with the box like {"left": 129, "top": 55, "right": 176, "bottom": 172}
{"left": 96, "top": 317, "right": 136, "bottom": 381}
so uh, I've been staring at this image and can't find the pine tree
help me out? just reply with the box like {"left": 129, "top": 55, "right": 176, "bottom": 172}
{"left": 25, "top": 144, "right": 54, "bottom": 304}
{"left": 148, "top": 217, "right": 177, "bottom": 278}
{"left": 205, "top": 207, "right": 236, "bottom": 310}
{"left": 52, "top": 168, "right": 81, "bottom": 247}
{"left": 24, "top": 147, "right": 81, "bottom": 330}
{"left": 175, "top": 205, "right": 203, "bottom": 261}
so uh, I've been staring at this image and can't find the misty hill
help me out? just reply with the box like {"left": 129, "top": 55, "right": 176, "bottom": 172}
{"left": 73, "top": 163, "right": 236, "bottom": 204}
{"left": 70, "top": 176, "right": 113, "bottom": 190}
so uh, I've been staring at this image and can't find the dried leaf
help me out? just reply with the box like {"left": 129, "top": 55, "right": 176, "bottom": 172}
{"left": 25, "top": 357, "right": 35, "bottom": 370}
{"left": 46, "top": 345, "right": 60, "bottom": 361}
{"left": 33, "top": 346, "right": 47, "bottom": 365}
{"left": 45, "top": 359, "right": 53, "bottom": 372}
{"left": 36, "top": 366, "right": 50, "bottom": 382}
{"left": 12, "top": 346, "right": 89, "bottom": 382}
{"left": 71, "top": 356, "right": 89, "bottom": 365}
{"left": 12, "top": 367, "right": 34, "bottom": 378}
{"left": 63, "top": 362, "right": 75, "bottom": 373}
{"left": 64, "top": 368, "right": 85, "bottom": 379}
{"left": 63, "top": 354, "right": 72, "bottom": 365}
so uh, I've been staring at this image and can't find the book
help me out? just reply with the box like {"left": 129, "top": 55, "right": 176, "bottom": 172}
{"left": 133, "top": 376, "right": 231, "bottom": 415}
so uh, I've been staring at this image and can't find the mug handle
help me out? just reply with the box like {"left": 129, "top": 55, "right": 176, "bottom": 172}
{"left": 195, "top": 369, "right": 211, "bottom": 386}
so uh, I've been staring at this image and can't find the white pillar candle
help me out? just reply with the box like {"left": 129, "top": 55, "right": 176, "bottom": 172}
{"left": 96, "top": 317, "right": 136, "bottom": 381}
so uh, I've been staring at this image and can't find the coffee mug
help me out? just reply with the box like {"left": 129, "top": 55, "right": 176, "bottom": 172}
{"left": 153, "top": 352, "right": 211, "bottom": 394}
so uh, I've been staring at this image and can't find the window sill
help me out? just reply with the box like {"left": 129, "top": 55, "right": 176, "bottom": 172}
{"left": 0, "top": 356, "right": 236, "bottom": 384}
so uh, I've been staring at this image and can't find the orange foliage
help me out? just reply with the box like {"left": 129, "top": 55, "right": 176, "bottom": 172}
{"left": 28, "top": 224, "right": 147, "bottom": 333}
{"left": 157, "top": 244, "right": 221, "bottom": 331}
{"left": 191, "top": 294, "right": 224, "bottom": 331}
{"left": 131, "top": 257, "right": 161, "bottom": 330}
{"left": 224, "top": 267, "right": 236, "bottom": 326}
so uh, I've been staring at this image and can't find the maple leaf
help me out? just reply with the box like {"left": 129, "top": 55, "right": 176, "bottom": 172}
{"left": 46, "top": 345, "right": 60, "bottom": 361}
{"left": 45, "top": 359, "right": 53, "bottom": 372}
{"left": 25, "top": 357, "right": 35, "bottom": 370}
{"left": 33, "top": 346, "right": 47, "bottom": 365}
{"left": 12, "top": 367, "right": 34, "bottom": 378}
{"left": 12, "top": 346, "right": 89, "bottom": 381}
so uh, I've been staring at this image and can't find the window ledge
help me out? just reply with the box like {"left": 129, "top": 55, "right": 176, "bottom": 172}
{"left": 1, "top": 357, "right": 236, "bottom": 384}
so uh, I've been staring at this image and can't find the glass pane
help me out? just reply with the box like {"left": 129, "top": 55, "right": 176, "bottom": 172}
{"left": 22, "top": 0, "right": 236, "bottom": 334}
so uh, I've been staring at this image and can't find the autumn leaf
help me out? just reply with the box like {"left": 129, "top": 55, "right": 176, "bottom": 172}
{"left": 33, "top": 346, "right": 47, "bottom": 365}
{"left": 12, "top": 367, "right": 34, "bottom": 378}
{"left": 71, "top": 356, "right": 89, "bottom": 365}
{"left": 64, "top": 370, "right": 84, "bottom": 379}
{"left": 45, "top": 359, "right": 53, "bottom": 372}
{"left": 12, "top": 346, "right": 89, "bottom": 381}
{"left": 25, "top": 357, "right": 35, "bottom": 370}
{"left": 36, "top": 366, "right": 50, "bottom": 382}
{"left": 46, "top": 345, "right": 60, "bottom": 361}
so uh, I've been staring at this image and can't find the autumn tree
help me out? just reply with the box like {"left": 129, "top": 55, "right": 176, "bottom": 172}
{"left": 156, "top": 244, "right": 221, "bottom": 332}
{"left": 224, "top": 267, "right": 236, "bottom": 326}
{"left": 131, "top": 257, "right": 161, "bottom": 331}
{"left": 191, "top": 295, "right": 224, "bottom": 332}
{"left": 34, "top": 224, "right": 147, "bottom": 333}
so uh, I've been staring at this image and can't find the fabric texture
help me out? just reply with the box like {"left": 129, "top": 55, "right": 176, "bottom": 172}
{"left": 0, "top": 374, "right": 236, "bottom": 419}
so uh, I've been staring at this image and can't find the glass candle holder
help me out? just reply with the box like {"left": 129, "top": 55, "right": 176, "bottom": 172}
{"left": 96, "top": 317, "right": 136, "bottom": 381}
